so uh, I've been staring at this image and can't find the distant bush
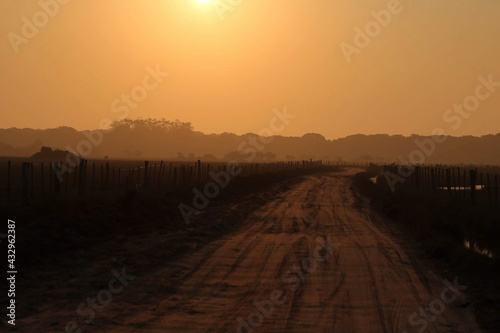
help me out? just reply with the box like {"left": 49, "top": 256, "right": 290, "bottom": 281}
{"left": 31, "top": 146, "right": 77, "bottom": 160}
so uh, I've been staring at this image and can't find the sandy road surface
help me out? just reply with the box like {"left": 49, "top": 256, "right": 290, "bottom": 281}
{"left": 36, "top": 169, "right": 481, "bottom": 333}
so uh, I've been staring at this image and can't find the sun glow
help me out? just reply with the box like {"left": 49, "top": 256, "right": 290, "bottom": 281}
{"left": 197, "top": 0, "right": 213, "bottom": 4}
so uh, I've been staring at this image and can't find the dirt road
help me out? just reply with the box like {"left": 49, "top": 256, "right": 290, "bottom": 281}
{"left": 79, "top": 169, "right": 477, "bottom": 333}
{"left": 29, "top": 169, "right": 481, "bottom": 333}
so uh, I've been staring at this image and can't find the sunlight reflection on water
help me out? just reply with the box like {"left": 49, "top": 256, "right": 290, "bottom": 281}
{"left": 464, "top": 240, "right": 495, "bottom": 259}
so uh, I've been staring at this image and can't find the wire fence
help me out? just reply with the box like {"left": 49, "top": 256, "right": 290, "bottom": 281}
{"left": 2, "top": 158, "right": 346, "bottom": 207}
{"left": 380, "top": 164, "right": 500, "bottom": 208}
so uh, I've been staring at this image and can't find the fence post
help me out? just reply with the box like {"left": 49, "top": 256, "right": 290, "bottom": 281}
{"left": 29, "top": 162, "right": 34, "bottom": 200}
{"left": 451, "top": 168, "right": 456, "bottom": 197}
{"left": 470, "top": 169, "right": 477, "bottom": 205}
{"left": 487, "top": 173, "right": 492, "bottom": 208}
{"left": 41, "top": 162, "right": 44, "bottom": 193}
{"left": 73, "top": 162, "right": 78, "bottom": 192}
{"left": 181, "top": 165, "right": 186, "bottom": 187}
{"left": 92, "top": 162, "right": 96, "bottom": 192}
{"left": 197, "top": 160, "right": 201, "bottom": 184}
{"left": 78, "top": 159, "right": 86, "bottom": 195}
{"left": 430, "top": 168, "right": 435, "bottom": 192}
{"left": 84, "top": 159, "right": 88, "bottom": 186}
{"left": 480, "top": 172, "right": 484, "bottom": 204}
{"left": 101, "top": 164, "right": 104, "bottom": 190}
{"left": 436, "top": 168, "right": 441, "bottom": 194}
{"left": 22, "top": 162, "right": 32, "bottom": 206}
{"left": 143, "top": 161, "right": 149, "bottom": 188}
{"left": 446, "top": 169, "right": 452, "bottom": 198}
{"left": 65, "top": 163, "right": 70, "bottom": 194}
{"left": 496, "top": 175, "right": 498, "bottom": 207}
{"left": 49, "top": 162, "right": 53, "bottom": 192}
{"left": 173, "top": 167, "right": 177, "bottom": 188}
{"left": 463, "top": 169, "right": 467, "bottom": 200}
{"left": 137, "top": 166, "right": 140, "bottom": 187}
{"left": 441, "top": 169, "right": 446, "bottom": 195}
{"left": 54, "top": 162, "right": 61, "bottom": 194}
{"left": 153, "top": 163, "right": 157, "bottom": 186}
{"left": 168, "top": 163, "right": 173, "bottom": 187}
{"left": 7, "top": 161, "right": 11, "bottom": 202}
{"left": 415, "top": 166, "right": 420, "bottom": 189}
{"left": 158, "top": 161, "right": 164, "bottom": 187}
{"left": 105, "top": 163, "right": 110, "bottom": 190}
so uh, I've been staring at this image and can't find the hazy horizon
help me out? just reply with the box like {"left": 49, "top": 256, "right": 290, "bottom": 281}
{"left": 2, "top": 121, "right": 500, "bottom": 142}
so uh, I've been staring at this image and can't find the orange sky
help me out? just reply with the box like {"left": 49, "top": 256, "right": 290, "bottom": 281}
{"left": 1, "top": 0, "right": 499, "bottom": 139}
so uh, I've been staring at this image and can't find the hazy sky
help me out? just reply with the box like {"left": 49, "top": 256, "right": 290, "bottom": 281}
{"left": 1, "top": 0, "right": 499, "bottom": 139}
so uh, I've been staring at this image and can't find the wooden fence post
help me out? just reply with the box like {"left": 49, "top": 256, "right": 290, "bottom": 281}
{"left": 137, "top": 166, "right": 140, "bottom": 187}
{"left": 197, "top": 160, "right": 201, "bottom": 184}
{"left": 40, "top": 162, "right": 44, "bottom": 193}
{"left": 105, "top": 163, "right": 110, "bottom": 190}
{"left": 451, "top": 168, "right": 456, "bottom": 196}
{"left": 470, "top": 169, "right": 477, "bottom": 205}
{"left": 22, "top": 162, "right": 32, "bottom": 206}
{"left": 49, "top": 162, "right": 53, "bottom": 192}
{"left": 77, "top": 159, "right": 86, "bottom": 195}
{"left": 495, "top": 175, "right": 498, "bottom": 207}
{"left": 430, "top": 168, "right": 435, "bottom": 192}
{"left": 65, "top": 163, "right": 70, "bottom": 193}
{"left": 144, "top": 161, "right": 149, "bottom": 188}
{"left": 480, "top": 172, "right": 484, "bottom": 204}
{"left": 167, "top": 163, "right": 172, "bottom": 187}
{"left": 101, "top": 164, "right": 104, "bottom": 190}
{"left": 415, "top": 166, "right": 420, "bottom": 189}
{"left": 6, "top": 161, "right": 11, "bottom": 202}
{"left": 30, "top": 162, "right": 34, "bottom": 200}
{"left": 92, "top": 162, "right": 96, "bottom": 192}
{"left": 487, "top": 173, "right": 492, "bottom": 208}
{"left": 181, "top": 165, "right": 186, "bottom": 187}
{"left": 84, "top": 159, "right": 88, "bottom": 186}
{"left": 158, "top": 161, "right": 164, "bottom": 187}
{"left": 152, "top": 163, "right": 157, "bottom": 186}
{"left": 446, "top": 169, "right": 452, "bottom": 198}
{"left": 173, "top": 167, "right": 177, "bottom": 188}
{"left": 54, "top": 162, "right": 61, "bottom": 194}
{"left": 73, "top": 162, "right": 78, "bottom": 191}
{"left": 463, "top": 169, "right": 467, "bottom": 200}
